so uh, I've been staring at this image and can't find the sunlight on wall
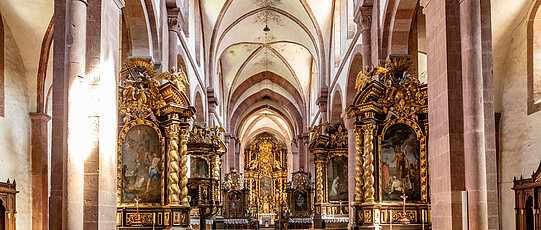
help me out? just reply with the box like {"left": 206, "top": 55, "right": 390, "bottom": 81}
{"left": 68, "top": 74, "right": 95, "bottom": 169}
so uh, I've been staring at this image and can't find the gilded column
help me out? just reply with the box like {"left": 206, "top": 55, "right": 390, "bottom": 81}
{"left": 362, "top": 123, "right": 375, "bottom": 203}
{"left": 166, "top": 123, "right": 181, "bottom": 205}
{"left": 179, "top": 126, "right": 190, "bottom": 206}
{"left": 354, "top": 125, "right": 364, "bottom": 203}
{"left": 315, "top": 160, "right": 325, "bottom": 204}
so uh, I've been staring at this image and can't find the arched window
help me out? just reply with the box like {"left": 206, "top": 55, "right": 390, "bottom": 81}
{"left": 333, "top": 0, "right": 341, "bottom": 68}
{"left": 0, "top": 15, "right": 4, "bottom": 117}
{"left": 528, "top": 1, "right": 541, "bottom": 114}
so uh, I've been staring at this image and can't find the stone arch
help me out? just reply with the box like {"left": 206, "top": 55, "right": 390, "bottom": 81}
{"left": 527, "top": 0, "right": 541, "bottom": 114}
{"left": 345, "top": 48, "right": 362, "bottom": 106}
{"left": 122, "top": 0, "right": 160, "bottom": 59}
{"left": 330, "top": 86, "right": 343, "bottom": 124}
{"left": 193, "top": 88, "right": 205, "bottom": 126}
{"left": 36, "top": 16, "right": 54, "bottom": 114}
{"left": 381, "top": 0, "right": 419, "bottom": 58}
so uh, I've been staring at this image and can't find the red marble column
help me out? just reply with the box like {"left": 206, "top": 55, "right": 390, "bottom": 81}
{"left": 344, "top": 115, "right": 356, "bottom": 229}
{"left": 51, "top": 0, "right": 87, "bottom": 229}
{"left": 460, "top": 0, "right": 489, "bottom": 229}
{"left": 30, "top": 113, "right": 51, "bottom": 230}
{"left": 480, "top": 0, "right": 500, "bottom": 228}
{"left": 421, "top": 0, "right": 467, "bottom": 228}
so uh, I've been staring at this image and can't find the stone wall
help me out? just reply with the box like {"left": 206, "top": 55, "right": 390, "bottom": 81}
{"left": 0, "top": 23, "right": 33, "bottom": 230}
{"left": 492, "top": 0, "right": 541, "bottom": 229}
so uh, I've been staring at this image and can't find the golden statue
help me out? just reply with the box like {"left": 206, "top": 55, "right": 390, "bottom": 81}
{"left": 355, "top": 65, "right": 389, "bottom": 92}
{"left": 157, "top": 66, "right": 189, "bottom": 93}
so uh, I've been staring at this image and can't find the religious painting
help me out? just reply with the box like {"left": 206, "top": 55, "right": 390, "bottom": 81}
{"left": 190, "top": 157, "right": 209, "bottom": 178}
{"left": 294, "top": 191, "right": 308, "bottom": 212}
{"left": 228, "top": 191, "right": 242, "bottom": 214}
{"left": 327, "top": 156, "right": 348, "bottom": 201}
{"left": 381, "top": 123, "right": 421, "bottom": 201}
{"left": 121, "top": 124, "right": 163, "bottom": 203}
{"left": 260, "top": 176, "right": 272, "bottom": 197}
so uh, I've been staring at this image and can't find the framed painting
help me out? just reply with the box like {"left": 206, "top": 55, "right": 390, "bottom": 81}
{"left": 381, "top": 123, "right": 421, "bottom": 201}
{"left": 294, "top": 191, "right": 308, "bottom": 212}
{"left": 190, "top": 157, "right": 209, "bottom": 178}
{"left": 327, "top": 156, "right": 348, "bottom": 202}
{"left": 118, "top": 120, "right": 165, "bottom": 205}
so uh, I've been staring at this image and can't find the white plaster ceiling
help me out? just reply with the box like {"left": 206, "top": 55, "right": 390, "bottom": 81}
{"left": 202, "top": 0, "right": 333, "bottom": 140}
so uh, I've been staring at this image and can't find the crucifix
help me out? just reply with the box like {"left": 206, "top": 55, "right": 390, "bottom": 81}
{"left": 132, "top": 196, "right": 144, "bottom": 226}
{"left": 399, "top": 193, "right": 410, "bottom": 224}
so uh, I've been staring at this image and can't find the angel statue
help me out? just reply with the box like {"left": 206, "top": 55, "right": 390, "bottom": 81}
{"left": 156, "top": 66, "right": 189, "bottom": 93}
{"left": 355, "top": 65, "right": 389, "bottom": 92}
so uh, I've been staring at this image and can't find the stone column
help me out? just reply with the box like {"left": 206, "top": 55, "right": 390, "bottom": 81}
{"left": 223, "top": 134, "right": 231, "bottom": 175}
{"left": 291, "top": 140, "right": 299, "bottom": 172}
{"left": 167, "top": 5, "right": 180, "bottom": 71}
{"left": 421, "top": 0, "right": 467, "bottom": 228}
{"left": 357, "top": 7, "right": 372, "bottom": 68}
{"left": 50, "top": 0, "right": 87, "bottom": 229}
{"left": 460, "top": 0, "right": 489, "bottom": 229}
{"left": 343, "top": 115, "right": 356, "bottom": 228}
{"left": 234, "top": 138, "right": 240, "bottom": 170}
{"left": 30, "top": 113, "right": 51, "bottom": 230}
{"left": 298, "top": 134, "right": 306, "bottom": 170}
{"left": 227, "top": 135, "right": 236, "bottom": 171}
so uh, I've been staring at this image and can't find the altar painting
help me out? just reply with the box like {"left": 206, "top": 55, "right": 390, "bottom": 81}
{"left": 228, "top": 191, "right": 242, "bottom": 214}
{"left": 190, "top": 157, "right": 209, "bottom": 178}
{"left": 294, "top": 191, "right": 308, "bottom": 212}
{"left": 381, "top": 124, "right": 421, "bottom": 201}
{"left": 327, "top": 156, "right": 348, "bottom": 201}
{"left": 121, "top": 125, "right": 163, "bottom": 203}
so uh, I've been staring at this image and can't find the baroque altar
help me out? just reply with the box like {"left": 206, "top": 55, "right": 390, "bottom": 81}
{"left": 243, "top": 132, "right": 288, "bottom": 225}
{"left": 186, "top": 125, "right": 226, "bottom": 229}
{"left": 309, "top": 122, "right": 349, "bottom": 229}
{"left": 512, "top": 161, "right": 541, "bottom": 230}
{"left": 348, "top": 58, "right": 431, "bottom": 229}
{"left": 116, "top": 59, "right": 195, "bottom": 228}
{"left": 286, "top": 169, "right": 314, "bottom": 229}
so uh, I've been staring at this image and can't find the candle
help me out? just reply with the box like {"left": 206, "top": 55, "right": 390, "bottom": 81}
{"left": 390, "top": 210, "right": 393, "bottom": 229}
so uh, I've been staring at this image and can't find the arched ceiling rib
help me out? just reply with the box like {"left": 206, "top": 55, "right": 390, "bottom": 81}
{"left": 201, "top": 0, "right": 334, "bottom": 141}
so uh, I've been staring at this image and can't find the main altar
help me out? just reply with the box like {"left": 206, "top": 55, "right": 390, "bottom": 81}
{"left": 243, "top": 132, "right": 288, "bottom": 226}
{"left": 348, "top": 58, "right": 431, "bottom": 229}
{"left": 116, "top": 59, "right": 194, "bottom": 228}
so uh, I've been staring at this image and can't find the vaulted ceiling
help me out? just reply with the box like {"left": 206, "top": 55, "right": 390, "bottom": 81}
{"left": 202, "top": 0, "right": 334, "bottom": 144}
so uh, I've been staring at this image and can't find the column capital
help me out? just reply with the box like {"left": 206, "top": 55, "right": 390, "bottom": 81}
{"left": 420, "top": 0, "right": 432, "bottom": 8}
{"left": 29, "top": 112, "right": 51, "bottom": 122}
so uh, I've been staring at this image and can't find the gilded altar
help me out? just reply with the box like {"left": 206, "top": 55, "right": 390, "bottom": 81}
{"left": 244, "top": 132, "right": 288, "bottom": 218}
{"left": 116, "top": 59, "right": 195, "bottom": 228}
{"left": 186, "top": 125, "right": 226, "bottom": 219}
{"left": 286, "top": 169, "right": 314, "bottom": 229}
{"left": 348, "top": 58, "right": 431, "bottom": 228}
{"left": 308, "top": 122, "right": 349, "bottom": 229}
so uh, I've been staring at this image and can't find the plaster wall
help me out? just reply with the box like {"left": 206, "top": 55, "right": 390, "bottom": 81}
{"left": 0, "top": 24, "right": 32, "bottom": 230}
{"left": 492, "top": 0, "right": 541, "bottom": 229}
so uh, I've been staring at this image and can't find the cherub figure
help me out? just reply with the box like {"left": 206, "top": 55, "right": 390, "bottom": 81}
{"left": 384, "top": 107, "right": 397, "bottom": 123}
{"left": 409, "top": 107, "right": 418, "bottom": 122}
{"left": 123, "top": 108, "right": 134, "bottom": 123}
{"left": 146, "top": 108, "right": 159, "bottom": 123}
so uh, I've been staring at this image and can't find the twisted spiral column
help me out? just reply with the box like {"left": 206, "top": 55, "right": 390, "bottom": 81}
{"left": 166, "top": 124, "right": 180, "bottom": 205}
{"left": 315, "top": 161, "right": 324, "bottom": 203}
{"left": 362, "top": 123, "right": 375, "bottom": 203}
{"left": 354, "top": 126, "right": 364, "bottom": 203}
{"left": 179, "top": 128, "right": 189, "bottom": 206}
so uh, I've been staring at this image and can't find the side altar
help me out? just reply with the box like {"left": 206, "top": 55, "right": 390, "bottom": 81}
{"left": 348, "top": 58, "right": 431, "bottom": 229}
{"left": 116, "top": 59, "right": 194, "bottom": 228}
{"left": 308, "top": 122, "right": 349, "bottom": 229}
